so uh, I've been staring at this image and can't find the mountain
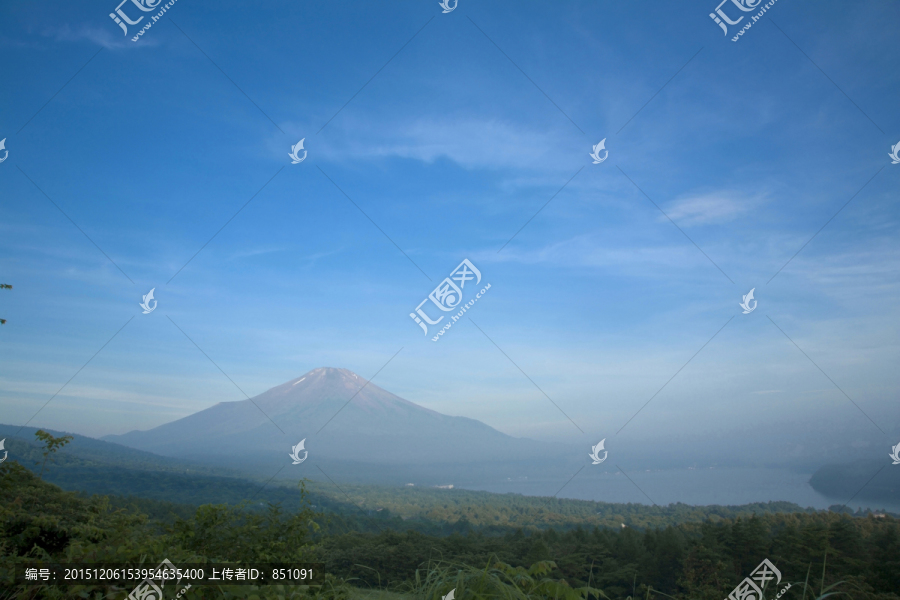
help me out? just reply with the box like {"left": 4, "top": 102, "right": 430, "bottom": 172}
{"left": 0, "top": 424, "right": 240, "bottom": 477}
{"left": 104, "top": 367, "right": 566, "bottom": 484}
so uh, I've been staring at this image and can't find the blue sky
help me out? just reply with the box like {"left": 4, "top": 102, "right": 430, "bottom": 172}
{"left": 1, "top": 0, "right": 898, "bottom": 461}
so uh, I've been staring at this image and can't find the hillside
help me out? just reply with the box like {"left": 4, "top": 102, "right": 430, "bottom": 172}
{"left": 1, "top": 427, "right": 825, "bottom": 534}
{"left": 810, "top": 459, "right": 900, "bottom": 502}
{"left": 0, "top": 424, "right": 244, "bottom": 477}
{"left": 3, "top": 457, "right": 899, "bottom": 600}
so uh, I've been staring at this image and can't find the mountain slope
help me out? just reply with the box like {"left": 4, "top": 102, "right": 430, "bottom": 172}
{"left": 0, "top": 424, "right": 240, "bottom": 477}
{"left": 104, "top": 367, "right": 561, "bottom": 481}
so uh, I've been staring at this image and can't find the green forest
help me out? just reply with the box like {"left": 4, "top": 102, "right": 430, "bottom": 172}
{"left": 2, "top": 432, "right": 899, "bottom": 600}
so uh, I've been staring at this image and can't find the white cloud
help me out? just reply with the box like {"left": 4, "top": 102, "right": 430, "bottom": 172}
{"left": 41, "top": 24, "right": 157, "bottom": 50}
{"left": 477, "top": 231, "right": 707, "bottom": 275}
{"left": 662, "top": 191, "right": 763, "bottom": 226}
{"left": 309, "top": 116, "right": 582, "bottom": 173}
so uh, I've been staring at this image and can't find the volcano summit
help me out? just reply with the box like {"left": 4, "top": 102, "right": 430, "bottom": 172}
{"left": 104, "top": 367, "right": 561, "bottom": 484}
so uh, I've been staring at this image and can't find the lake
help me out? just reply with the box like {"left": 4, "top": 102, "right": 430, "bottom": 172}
{"left": 461, "top": 466, "right": 900, "bottom": 513}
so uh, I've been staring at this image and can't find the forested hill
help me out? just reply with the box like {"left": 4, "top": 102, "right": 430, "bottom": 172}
{"left": 3, "top": 459, "right": 900, "bottom": 600}
{"left": 0, "top": 424, "right": 244, "bottom": 477}
{"left": 2, "top": 429, "right": 825, "bottom": 535}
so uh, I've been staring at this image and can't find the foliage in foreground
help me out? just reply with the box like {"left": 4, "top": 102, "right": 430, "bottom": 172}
{"left": 318, "top": 512, "right": 900, "bottom": 600}
{"left": 409, "top": 559, "right": 605, "bottom": 600}
{"left": 0, "top": 460, "right": 603, "bottom": 600}
{"left": 0, "top": 461, "right": 339, "bottom": 599}
{"left": 3, "top": 458, "right": 900, "bottom": 600}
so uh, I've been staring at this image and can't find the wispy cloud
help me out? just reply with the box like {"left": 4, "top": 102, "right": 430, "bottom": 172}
{"left": 662, "top": 191, "right": 764, "bottom": 226}
{"left": 229, "top": 246, "right": 287, "bottom": 260}
{"left": 40, "top": 24, "right": 156, "bottom": 50}
{"left": 479, "top": 232, "right": 713, "bottom": 275}
{"left": 315, "top": 116, "right": 581, "bottom": 173}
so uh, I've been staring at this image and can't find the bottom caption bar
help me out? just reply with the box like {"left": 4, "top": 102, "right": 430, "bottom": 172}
{"left": 16, "top": 560, "right": 325, "bottom": 587}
